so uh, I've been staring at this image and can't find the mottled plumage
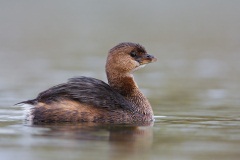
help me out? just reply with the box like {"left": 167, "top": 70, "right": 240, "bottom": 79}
{"left": 25, "top": 77, "right": 134, "bottom": 112}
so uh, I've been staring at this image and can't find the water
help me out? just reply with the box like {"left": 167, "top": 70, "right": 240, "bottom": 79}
{"left": 1, "top": 1, "right": 240, "bottom": 160}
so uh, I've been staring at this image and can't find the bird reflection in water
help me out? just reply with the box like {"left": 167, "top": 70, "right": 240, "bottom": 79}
{"left": 30, "top": 121, "right": 153, "bottom": 154}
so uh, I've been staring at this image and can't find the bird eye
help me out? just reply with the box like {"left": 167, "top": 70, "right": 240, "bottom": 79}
{"left": 130, "top": 51, "right": 137, "bottom": 57}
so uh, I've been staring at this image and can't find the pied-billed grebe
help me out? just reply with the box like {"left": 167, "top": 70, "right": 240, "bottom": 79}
{"left": 18, "top": 42, "right": 157, "bottom": 124}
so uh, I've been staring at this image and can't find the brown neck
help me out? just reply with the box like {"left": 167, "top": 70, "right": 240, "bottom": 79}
{"left": 106, "top": 69, "right": 153, "bottom": 115}
{"left": 107, "top": 71, "right": 137, "bottom": 96}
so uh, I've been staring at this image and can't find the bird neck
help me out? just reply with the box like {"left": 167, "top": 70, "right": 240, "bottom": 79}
{"left": 106, "top": 69, "right": 153, "bottom": 116}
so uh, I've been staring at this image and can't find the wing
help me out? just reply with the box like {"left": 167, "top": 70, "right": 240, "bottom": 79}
{"left": 34, "top": 76, "right": 134, "bottom": 111}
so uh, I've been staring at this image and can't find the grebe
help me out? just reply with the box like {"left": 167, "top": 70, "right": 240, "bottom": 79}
{"left": 18, "top": 42, "right": 157, "bottom": 124}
